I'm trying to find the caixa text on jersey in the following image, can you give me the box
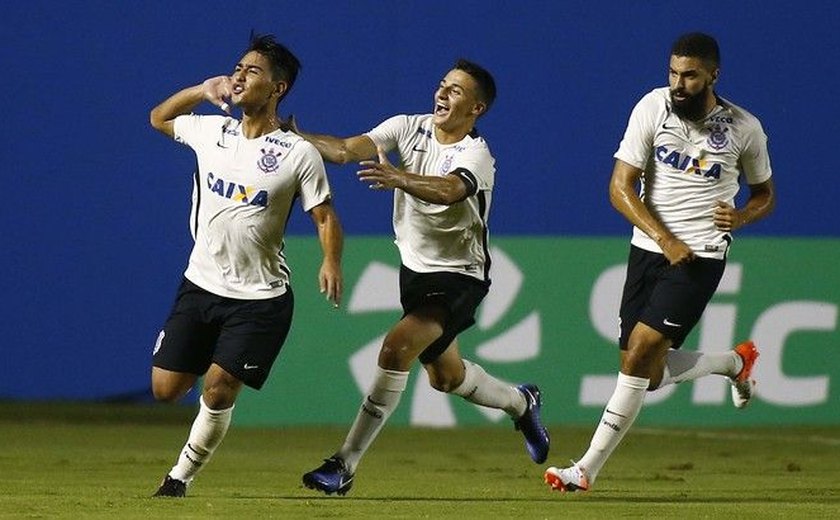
[207,172,269,207]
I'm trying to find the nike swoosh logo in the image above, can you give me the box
[663,318,682,327]
[244,364,260,370]
[412,145,427,153]
[662,123,679,130]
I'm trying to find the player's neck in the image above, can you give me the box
[434,123,471,145]
[240,109,281,139]
[699,92,718,120]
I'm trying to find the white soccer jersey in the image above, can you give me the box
[365,114,495,281]
[173,114,331,299]
[615,87,772,259]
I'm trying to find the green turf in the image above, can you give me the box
[0,402,838,519]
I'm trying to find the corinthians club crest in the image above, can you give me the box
[257,147,283,174]
[707,124,729,150]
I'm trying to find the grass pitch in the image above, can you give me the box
[0,402,838,519]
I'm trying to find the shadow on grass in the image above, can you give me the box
[227,493,840,504]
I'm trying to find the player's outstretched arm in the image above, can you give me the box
[310,201,344,308]
[150,76,233,138]
[284,115,377,165]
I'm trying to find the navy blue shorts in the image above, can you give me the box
[399,265,490,364]
[619,246,725,349]
[152,278,294,389]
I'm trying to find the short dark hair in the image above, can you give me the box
[247,32,301,97]
[454,59,497,112]
[671,32,720,68]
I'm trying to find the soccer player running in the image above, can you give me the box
[289,59,550,495]
[544,32,776,492]
[148,34,343,497]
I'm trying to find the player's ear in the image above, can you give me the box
[472,101,487,117]
[274,81,288,100]
[711,68,720,84]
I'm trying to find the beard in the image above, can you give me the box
[670,83,711,121]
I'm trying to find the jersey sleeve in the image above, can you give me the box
[173,114,202,147]
[293,140,332,211]
[364,114,411,153]
[614,91,660,169]
[738,118,773,184]
[173,114,229,150]
[449,143,495,196]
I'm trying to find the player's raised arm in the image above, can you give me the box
[150,76,233,138]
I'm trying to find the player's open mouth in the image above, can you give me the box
[434,103,450,116]
[233,84,245,95]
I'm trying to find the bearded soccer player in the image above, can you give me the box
[545,32,775,492]
[148,33,343,497]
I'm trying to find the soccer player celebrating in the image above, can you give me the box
[148,33,343,497]
[290,59,550,495]
[544,32,775,492]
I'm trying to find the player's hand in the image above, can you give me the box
[713,200,740,232]
[201,76,233,114]
[659,235,695,266]
[319,261,343,308]
[357,147,407,191]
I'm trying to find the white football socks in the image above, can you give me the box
[338,366,408,473]
[169,396,233,483]
[450,359,526,417]
[578,372,649,484]
[658,349,741,388]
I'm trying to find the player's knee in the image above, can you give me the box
[151,368,196,403]
[202,387,236,409]
[152,383,185,403]
[622,341,667,376]
[378,339,415,371]
[201,377,240,409]
[428,375,456,393]
[425,368,462,393]
[621,336,649,363]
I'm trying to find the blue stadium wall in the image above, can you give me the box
[1,1,838,425]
